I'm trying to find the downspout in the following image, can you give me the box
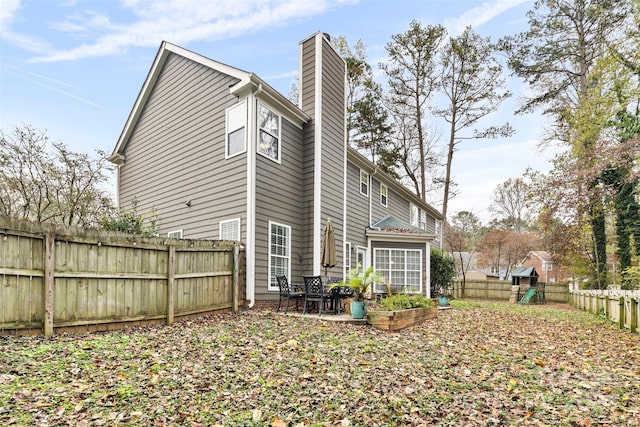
[247,84,261,308]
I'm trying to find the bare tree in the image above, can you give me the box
[489,177,533,232]
[0,125,114,227]
[444,210,483,292]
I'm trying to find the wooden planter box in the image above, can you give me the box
[366,306,437,331]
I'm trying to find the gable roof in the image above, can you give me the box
[108,41,309,164]
[529,251,553,261]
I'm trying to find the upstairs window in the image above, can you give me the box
[257,103,280,163]
[220,218,241,241]
[360,169,369,196]
[380,183,388,207]
[226,100,247,158]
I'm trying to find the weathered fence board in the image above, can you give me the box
[452,279,569,303]
[571,290,639,333]
[0,217,243,336]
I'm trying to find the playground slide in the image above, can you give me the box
[518,288,537,305]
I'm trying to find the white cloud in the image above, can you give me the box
[445,0,530,34]
[0,0,51,53]
[0,0,21,30]
[28,0,358,63]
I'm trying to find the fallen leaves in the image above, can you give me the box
[1,302,639,426]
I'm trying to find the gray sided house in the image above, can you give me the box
[109,32,443,307]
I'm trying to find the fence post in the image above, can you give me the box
[44,233,55,336]
[619,297,625,330]
[630,298,637,334]
[167,245,175,325]
[232,244,239,312]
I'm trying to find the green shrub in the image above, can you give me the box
[377,294,434,311]
[621,266,640,290]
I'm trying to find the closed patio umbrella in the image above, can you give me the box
[321,218,336,277]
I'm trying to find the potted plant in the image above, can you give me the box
[331,264,382,319]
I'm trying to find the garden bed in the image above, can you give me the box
[367,306,437,331]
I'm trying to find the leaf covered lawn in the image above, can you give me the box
[1,301,638,426]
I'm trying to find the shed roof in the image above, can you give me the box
[511,267,538,278]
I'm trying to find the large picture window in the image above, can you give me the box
[226,100,247,158]
[268,221,290,290]
[373,248,422,294]
[258,103,280,162]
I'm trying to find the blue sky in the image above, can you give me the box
[0,0,556,222]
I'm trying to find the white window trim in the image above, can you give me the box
[220,218,241,241]
[380,183,388,207]
[360,169,369,196]
[268,221,291,291]
[373,248,423,294]
[257,101,281,164]
[167,229,183,239]
[225,100,247,159]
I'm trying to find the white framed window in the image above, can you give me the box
[226,100,247,158]
[356,246,367,269]
[410,203,419,227]
[257,102,281,163]
[542,260,553,271]
[410,203,427,230]
[360,169,369,196]
[220,218,241,241]
[373,248,422,294]
[344,242,352,270]
[380,183,388,207]
[268,221,291,290]
[167,229,183,239]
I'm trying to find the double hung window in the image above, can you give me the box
[268,222,290,289]
[226,100,247,158]
[258,103,280,162]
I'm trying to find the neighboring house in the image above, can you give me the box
[520,251,570,283]
[108,33,443,307]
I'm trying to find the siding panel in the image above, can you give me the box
[118,52,248,240]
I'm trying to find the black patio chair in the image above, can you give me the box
[302,275,332,315]
[276,275,303,313]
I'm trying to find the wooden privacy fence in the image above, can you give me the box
[570,290,639,333]
[0,218,244,336]
[451,279,570,303]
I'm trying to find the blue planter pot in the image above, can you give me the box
[438,296,449,307]
[350,301,366,319]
